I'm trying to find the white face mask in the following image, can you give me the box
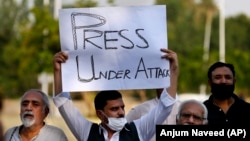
[106,117,127,131]
[102,112,127,131]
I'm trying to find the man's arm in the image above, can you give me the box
[52,52,92,141]
[134,49,179,140]
[160,48,179,99]
[53,52,68,95]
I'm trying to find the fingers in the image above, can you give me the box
[160,48,179,72]
[160,48,177,60]
[54,52,68,63]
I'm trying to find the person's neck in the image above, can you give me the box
[101,123,116,139]
[19,123,44,141]
[213,97,235,113]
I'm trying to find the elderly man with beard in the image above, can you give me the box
[203,62,250,126]
[4,89,68,141]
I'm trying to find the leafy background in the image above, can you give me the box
[0,0,249,99]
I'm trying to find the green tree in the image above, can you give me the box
[155,0,209,93]
[1,0,99,98]
[0,0,29,98]
[1,6,59,98]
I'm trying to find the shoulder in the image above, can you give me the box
[5,126,18,134]
[233,94,250,106]
[238,98,250,107]
[124,122,137,132]
[203,95,213,105]
[4,126,19,139]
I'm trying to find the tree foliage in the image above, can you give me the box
[0,0,97,98]
[0,0,249,98]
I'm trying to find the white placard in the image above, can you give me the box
[59,5,169,92]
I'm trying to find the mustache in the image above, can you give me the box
[22,111,34,118]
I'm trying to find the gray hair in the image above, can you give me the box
[176,99,208,124]
[21,89,50,113]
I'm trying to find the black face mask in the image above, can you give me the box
[211,83,234,100]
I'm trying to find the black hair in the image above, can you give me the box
[207,61,235,80]
[94,90,122,110]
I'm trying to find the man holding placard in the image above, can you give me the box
[52,48,178,141]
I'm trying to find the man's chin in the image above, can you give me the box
[22,118,35,127]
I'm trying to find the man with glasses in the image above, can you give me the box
[176,99,208,125]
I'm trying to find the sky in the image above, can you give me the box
[214,0,250,17]
[62,0,250,18]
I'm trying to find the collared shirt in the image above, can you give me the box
[4,124,68,141]
[204,94,250,126]
[53,89,177,141]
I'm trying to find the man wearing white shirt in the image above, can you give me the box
[53,48,179,141]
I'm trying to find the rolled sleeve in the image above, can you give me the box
[53,92,71,108]
[159,88,178,107]
[134,88,178,141]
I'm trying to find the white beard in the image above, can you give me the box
[21,111,35,127]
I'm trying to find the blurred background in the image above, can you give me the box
[0,0,249,140]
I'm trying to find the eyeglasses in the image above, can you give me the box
[179,113,206,122]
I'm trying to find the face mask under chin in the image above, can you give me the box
[101,111,127,131]
[211,83,235,100]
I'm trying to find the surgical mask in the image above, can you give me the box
[102,112,127,131]
[106,117,127,131]
[211,83,234,100]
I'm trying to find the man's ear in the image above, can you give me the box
[208,80,212,86]
[96,110,104,120]
[44,107,49,117]
[204,120,208,125]
[175,115,179,124]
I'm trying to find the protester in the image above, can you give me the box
[4,89,68,141]
[203,62,250,125]
[176,99,208,125]
[53,48,179,141]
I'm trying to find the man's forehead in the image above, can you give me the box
[181,103,203,113]
[106,98,124,106]
[22,92,43,102]
[212,67,233,75]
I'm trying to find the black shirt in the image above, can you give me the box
[204,94,250,126]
